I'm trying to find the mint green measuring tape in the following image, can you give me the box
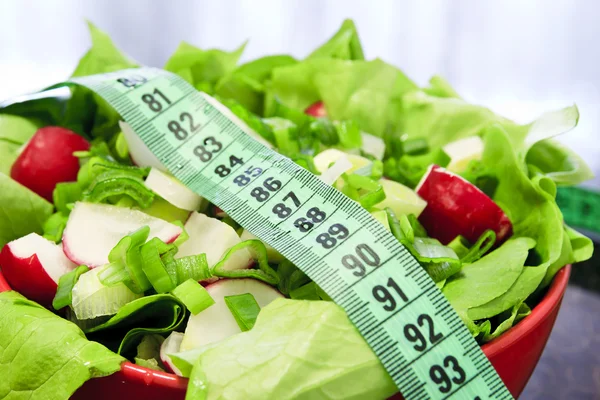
[64,68,512,400]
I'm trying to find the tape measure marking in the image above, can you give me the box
[66,68,513,400]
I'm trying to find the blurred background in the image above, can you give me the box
[1,1,599,398]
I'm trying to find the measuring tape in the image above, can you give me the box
[59,68,512,400]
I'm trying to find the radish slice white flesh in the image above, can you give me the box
[180,278,283,351]
[319,155,353,185]
[144,168,203,211]
[71,266,142,320]
[119,121,166,171]
[62,202,182,267]
[160,332,185,376]
[443,136,484,173]
[176,212,251,272]
[361,132,385,160]
[0,233,76,306]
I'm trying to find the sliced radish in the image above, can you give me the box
[319,155,353,185]
[176,212,251,274]
[0,233,76,306]
[443,136,484,173]
[180,278,283,351]
[62,202,182,267]
[10,126,90,201]
[305,101,327,117]
[416,165,513,245]
[360,132,385,160]
[119,121,166,171]
[144,168,203,211]
[376,179,427,217]
[160,332,185,376]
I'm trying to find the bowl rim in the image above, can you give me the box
[0,265,572,390]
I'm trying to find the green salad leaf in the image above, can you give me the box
[0,114,39,174]
[481,125,564,272]
[84,294,186,358]
[443,237,536,331]
[0,173,53,247]
[0,291,124,399]
[175,299,397,399]
[63,22,137,138]
[215,55,297,115]
[526,138,594,185]
[307,19,364,61]
[164,41,246,92]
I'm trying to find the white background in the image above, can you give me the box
[1,0,598,187]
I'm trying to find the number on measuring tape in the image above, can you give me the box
[66,67,514,400]
[142,88,171,112]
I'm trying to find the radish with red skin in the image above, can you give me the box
[305,101,327,117]
[416,165,513,245]
[160,332,184,376]
[10,126,90,201]
[0,233,76,306]
[62,202,182,267]
[180,278,283,351]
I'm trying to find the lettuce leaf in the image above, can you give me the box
[0,173,53,247]
[443,237,535,320]
[269,58,417,137]
[180,299,396,400]
[215,55,297,115]
[164,41,245,92]
[0,114,40,174]
[84,294,186,358]
[526,139,594,185]
[482,125,564,271]
[307,19,364,60]
[0,291,124,399]
[63,22,137,139]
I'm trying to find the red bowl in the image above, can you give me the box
[0,266,571,399]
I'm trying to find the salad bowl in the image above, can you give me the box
[0,266,572,399]
[0,19,593,400]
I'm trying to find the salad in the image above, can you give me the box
[0,20,594,400]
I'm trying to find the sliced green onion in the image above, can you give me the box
[263,117,299,156]
[97,261,131,287]
[224,293,261,332]
[141,238,178,293]
[135,334,165,371]
[71,266,143,320]
[342,174,386,209]
[114,131,129,160]
[82,170,155,208]
[384,148,451,188]
[407,214,428,238]
[142,196,191,223]
[212,240,279,285]
[447,235,471,259]
[461,230,496,263]
[172,279,215,315]
[173,254,212,283]
[103,226,151,293]
[53,182,82,214]
[172,220,189,247]
[385,208,414,244]
[402,137,429,155]
[334,120,362,149]
[42,212,68,243]
[411,237,462,282]
[52,265,90,310]
[310,118,338,146]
